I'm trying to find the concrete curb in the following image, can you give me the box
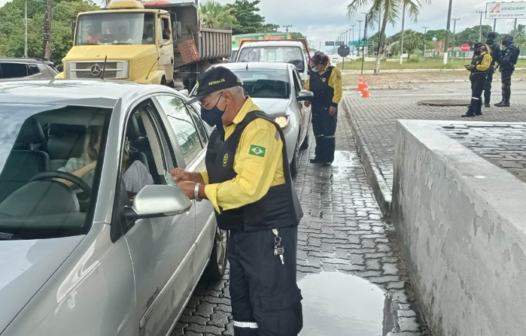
[342,99,393,218]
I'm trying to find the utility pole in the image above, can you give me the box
[361,13,370,75]
[43,0,52,61]
[423,26,429,58]
[400,2,406,65]
[357,20,363,57]
[444,0,453,65]
[351,25,356,55]
[514,18,518,36]
[282,25,292,33]
[451,18,460,58]
[476,11,485,42]
[24,0,28,58]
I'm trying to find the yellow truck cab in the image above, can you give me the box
[56,0,231,89]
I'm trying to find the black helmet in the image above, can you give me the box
[503,35,514,46]
[474,42,484,49]
[487,32,497,40]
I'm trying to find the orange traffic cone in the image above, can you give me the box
[362,80,370,98]
[357,76,365,92]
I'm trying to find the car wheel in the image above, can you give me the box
[290,150,298,177]
[205,226,229,281]
[300,132,309,150]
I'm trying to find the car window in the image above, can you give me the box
[238,46,305,71]
[231,68,290,99]
[0,104,111,239]
[28,64,40,75]
[185,103,208,145]
[292,69,302,95]
[0,63,29,79]
[156,95,203,165]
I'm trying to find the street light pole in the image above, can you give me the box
[351,25,356,55]
[24,0,28,58]
[476,11,485,42]
[423,26,429,58]
[444,0,453,65]
[358,19,363,56]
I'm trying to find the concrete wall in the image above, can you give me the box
[392,120,526,336]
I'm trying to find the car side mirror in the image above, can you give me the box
[297,90,314,101]
[125,185,192,219]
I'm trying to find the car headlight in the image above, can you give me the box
[274,116,290,129]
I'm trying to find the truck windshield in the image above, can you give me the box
[76,13,156,45]
[238,46,305,71]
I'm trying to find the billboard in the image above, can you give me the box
[486,2,526,19]
[325,41,335,46]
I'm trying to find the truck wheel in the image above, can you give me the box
[161,77,167,86]
[205,226,229,282]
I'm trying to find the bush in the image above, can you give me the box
[407,57,423,63]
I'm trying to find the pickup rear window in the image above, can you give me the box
[238,46,305,71]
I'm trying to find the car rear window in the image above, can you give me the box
[237,46,305,71]
[0,63,29,79]
[231,69,290,99]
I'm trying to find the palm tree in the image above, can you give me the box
[199,1,237,29]
[347,0,429,74]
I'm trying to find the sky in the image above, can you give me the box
[0,0,519,51]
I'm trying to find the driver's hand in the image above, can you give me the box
[170,168,191,183]
[88,161,97,170]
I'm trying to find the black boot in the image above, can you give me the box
[462,100,476,117]
[475,99,483,116]
[495,86,511,107]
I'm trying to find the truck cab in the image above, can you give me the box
[56,0,231,89]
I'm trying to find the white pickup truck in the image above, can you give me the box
[235,39,311,83]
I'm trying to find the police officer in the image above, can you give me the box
[495,35,519,107]
[171,67,303,336]
[483,32,501,107]
[304,54,343,166]
[462,43,492,117]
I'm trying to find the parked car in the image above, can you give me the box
[235,40,311,83]
[0,58,58,81]
[0,80,227,336]
[201,62,313,176]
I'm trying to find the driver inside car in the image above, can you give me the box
[56,126,153,199]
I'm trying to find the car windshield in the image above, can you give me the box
[231,69,290,99]
[0,104,111,240]
[75,13,156,45]
[238,46,305,71]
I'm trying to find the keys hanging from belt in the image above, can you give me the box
[272,229,285,265]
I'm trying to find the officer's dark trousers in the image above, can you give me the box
[467,74,485,116]
[484,66,494,104]
[229,226,303,336]
[312,105,337,163]
[500,68,514,104]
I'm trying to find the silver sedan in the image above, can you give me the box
[202,62,313,176]
[0,80,227,336]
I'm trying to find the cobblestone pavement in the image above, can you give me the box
[345,82,526,192]
[171,113,428,335]
[441,123,526,183]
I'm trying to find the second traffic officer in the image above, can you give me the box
[171,66,304,336]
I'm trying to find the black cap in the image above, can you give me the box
[487,32,497,39]
[188,66,242,104]
[474,42,484,49]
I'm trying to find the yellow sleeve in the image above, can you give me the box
[328,67,343,106]
[204,120,283,213]
[200,171,209,184]
[477,54,492,72]
[304,76,310,91]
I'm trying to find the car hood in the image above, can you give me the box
[0,236,84,334]
[251,98,291,117]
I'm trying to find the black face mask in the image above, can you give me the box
[201,94,225,128]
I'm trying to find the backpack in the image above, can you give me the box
[511,46,520,65]
[491,43,501,64]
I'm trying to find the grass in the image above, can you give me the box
[336,58,526,71]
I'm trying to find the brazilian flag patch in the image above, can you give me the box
[249,145,266,157]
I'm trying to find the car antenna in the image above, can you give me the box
[101,56,108,80]
[146,57,160,80]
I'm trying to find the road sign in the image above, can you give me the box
[486,2,526,19]
[338,45,350,57]
[461,43,470,52]
[352,41,368,46]
[335,41,344,46]
[325,41,335,46]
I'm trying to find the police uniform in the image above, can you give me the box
[304,64,343,165]
[189,67,304,336]
[495,35,519,107]
[462,44,492,117]
[484,32,501,107]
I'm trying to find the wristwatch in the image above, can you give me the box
[194,183,202,202]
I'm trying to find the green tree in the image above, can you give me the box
[402,29,423,58]
[226,0,278,34]
[348,0,430,74]
[454,25,493,47]
[199,1,237,29]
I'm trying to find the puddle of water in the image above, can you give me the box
[299,271,387,336]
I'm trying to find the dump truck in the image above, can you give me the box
[230,33,292,61]
[56,0,231,90]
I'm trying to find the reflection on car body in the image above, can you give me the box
[0,80,227,336]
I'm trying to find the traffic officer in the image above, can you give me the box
[171,67,303,336]
[462,43,492,117]
[495,35,519,107]
[483,32,501,107]
[304,54,343,166]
